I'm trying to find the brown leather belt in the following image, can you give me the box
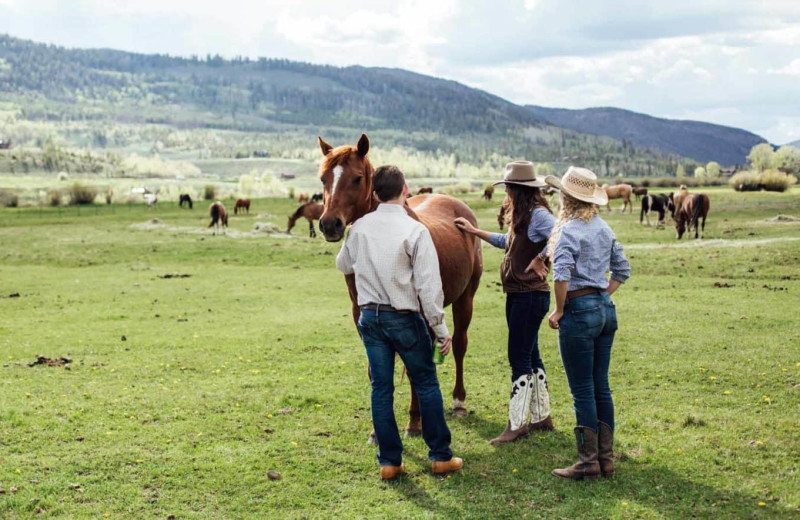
[359,303,412,314]
[566,287,604,301]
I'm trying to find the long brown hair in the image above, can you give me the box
[506,184,552,237]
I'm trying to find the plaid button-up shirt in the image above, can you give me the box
[336,203,449,339]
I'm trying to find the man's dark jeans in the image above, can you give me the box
[357,309,453,466]
[558,291,617,431]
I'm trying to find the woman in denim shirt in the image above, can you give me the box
[455,161,556,446]
[539,166,631,481]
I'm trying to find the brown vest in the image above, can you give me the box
[501,227,550,293]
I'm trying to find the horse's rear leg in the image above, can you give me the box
[405,383,422,437]
[450,278,479,417]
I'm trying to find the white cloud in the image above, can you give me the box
[768,58,800,76]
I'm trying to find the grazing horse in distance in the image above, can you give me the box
[179,194,193,209]
[601,184,633,213]
[417,186,433,195]
[297,193,310,203]
[287,202,324,238]
[208,201,228,235]
[317,134,483,441]
[667,186,690,219]
[311,193,323,203]
[633,187,648,200]
[144,193,158,209]
[675,193,710,239]
[234,198,250,215]
[483,186,494,201]
[640,193,669,227]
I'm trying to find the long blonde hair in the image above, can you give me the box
[547,193,598,258]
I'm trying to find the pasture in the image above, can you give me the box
[1,187,799,519]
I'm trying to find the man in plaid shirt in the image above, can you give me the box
[336,165,463,480]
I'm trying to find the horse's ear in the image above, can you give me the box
[318,136,333,156]
[356,134,369,157]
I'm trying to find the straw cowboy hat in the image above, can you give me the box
[492,161,546,188]
[545,166,608,205]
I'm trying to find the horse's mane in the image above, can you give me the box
[290,203,309,220]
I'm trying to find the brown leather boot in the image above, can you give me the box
[489,374,532,446]
[528,368,554,431]
[432,457,463,475]
[598,421,614,478]
[380,464,405,481]
[552,427,601,481]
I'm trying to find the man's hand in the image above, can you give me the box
[525,255,548,281]
[548,310,564,330]
[436,336,453,356]
[454,217,477,235]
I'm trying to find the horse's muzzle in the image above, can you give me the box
[319,216,345,242]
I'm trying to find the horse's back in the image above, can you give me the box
[408,194,482,305]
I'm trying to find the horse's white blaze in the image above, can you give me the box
[331,165,343,197]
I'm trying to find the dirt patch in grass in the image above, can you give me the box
[766,214,800,222]
[129,219,294,239]
[28,356,72,368]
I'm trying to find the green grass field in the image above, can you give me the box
[1,188,799,519]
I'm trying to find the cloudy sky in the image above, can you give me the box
[1,0,799,143]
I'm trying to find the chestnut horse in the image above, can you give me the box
[287,202,324,238]
[602,183,633,213]
[483,185,494,201]
[675,193,710,239]
[234,198,250,215]
[208,201,228,235]
[317,134,483,440]
[297,193,310,203]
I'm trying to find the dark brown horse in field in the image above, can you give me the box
[287,202,324,238]
[633,187,648,200]
[483,186,494,201]
[208,201,228,235]
[317,134,483,440]
[234,198,250,215]
[602,183,633,213]
[675,193,710,239]
[417,186,433,195]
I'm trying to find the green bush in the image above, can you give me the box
[760,170,793,192]
[203,185,216,201]
[68,183,98,205]
[47,189,62,206]
[729,172,761,191]
[288,186,295,199]
[0,190,19,207]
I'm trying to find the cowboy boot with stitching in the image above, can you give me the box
[489,374,532,446]
[598,421,614,478]
[552,427,601,481]
[432,457,464,475]
[528,367,554,431]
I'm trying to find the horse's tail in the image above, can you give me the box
[209,203,219,227]
[692,194,704,228]
[640,195,650,224]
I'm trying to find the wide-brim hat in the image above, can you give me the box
[545,166,608,205]
[492,161,546,188]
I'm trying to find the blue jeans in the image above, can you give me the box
[357,309,453,466]
[558,292,617,431]
[506,291,550,381]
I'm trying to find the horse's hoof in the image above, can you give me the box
[404,429,422,438]
[452,407,468,418]
[367,433,377,445]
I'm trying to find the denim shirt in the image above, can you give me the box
[488,207,555,249]
[552,215,631,291]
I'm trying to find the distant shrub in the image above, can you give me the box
[439,182,473,195]
[105,188,114,204]
[730,171,762,192]
[640,179,650,187]
[57,171,69,181]
[203,185,216,201]
[68,183,98,205]
[0,190,19,207]
[47,189,63,206]
[288,186,295,199]
[760,170,793,192]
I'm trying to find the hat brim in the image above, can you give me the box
[544,175,608,205]
[492,179,547,188]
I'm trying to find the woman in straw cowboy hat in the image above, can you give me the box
[454,161,557,446]
[533,166,631,480]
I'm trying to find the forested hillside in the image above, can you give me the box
[1,34,698,176]
[526,105,766,166]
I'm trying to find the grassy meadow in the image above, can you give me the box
[1,187,799,519]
